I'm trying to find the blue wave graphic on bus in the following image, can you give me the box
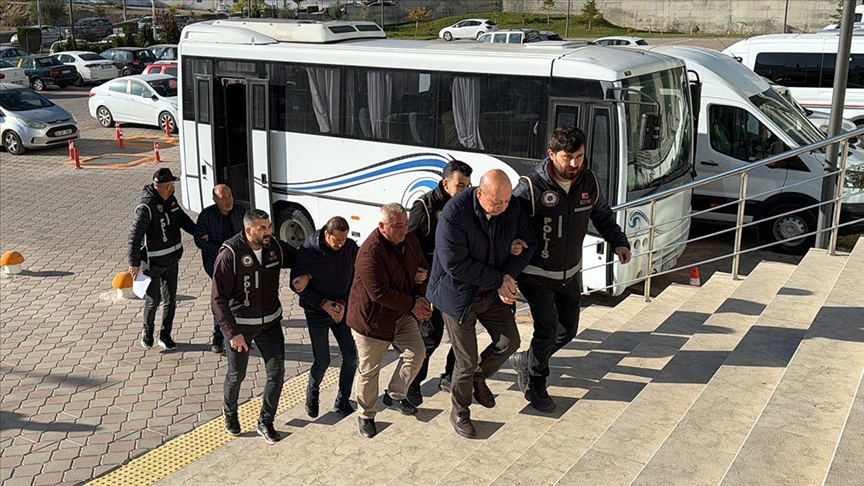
[628,210,650,230]
[280,154,448,194]
[409,180,439,192]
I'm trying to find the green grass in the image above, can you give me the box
[837,234,862,252]
[385,12,722,40]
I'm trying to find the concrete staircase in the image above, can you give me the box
[157,239,864,486]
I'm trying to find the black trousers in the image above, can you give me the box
[223,321,285,425]
[142,260,179,340]
[410,308,456,390]
[204,266,224,345]
[518,273,582,388]
[444,292,520,418]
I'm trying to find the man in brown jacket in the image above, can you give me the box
[347,203,432,439]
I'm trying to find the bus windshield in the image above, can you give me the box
[622,67,693,193]
[750,89,824,147]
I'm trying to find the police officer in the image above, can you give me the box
[211,209,296,444]
[406,159,472,403]
[510,126,632,413]
[128,168,196,351]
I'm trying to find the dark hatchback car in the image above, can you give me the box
[100,47,156,76]
[16,56,78,91]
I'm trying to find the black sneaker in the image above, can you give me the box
[305,391,319,418]
[223,411,241,436]
[334,400,355,417]
[257,422,282,444]
[509,351,529,394]
[157,336,177,350]
[211,341,224,354]
[140,331,154,350]
[438,373,452,393]
[526,386,556,413]
[358,417,377,438]
[382,390,418,415]
[406,385,423,407]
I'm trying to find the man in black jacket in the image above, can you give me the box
[510,126,632,413]
[127,168,196,351]
[194,184,245,354]
[211,209,295,444]
[290,216,359,419]
[406,159,472,403]
[426,169,537,438]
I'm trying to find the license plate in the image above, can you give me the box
[61,69,71,74]
[55,129,73,136]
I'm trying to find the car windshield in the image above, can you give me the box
[0,88,54,111]
[135,50,156,61]
[148,79,177,97]
[79,53,103,61]
[749,89,824,147]
[36,57,61,67]
[622,67,694,194]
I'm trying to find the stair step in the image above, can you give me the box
[560,261,794,485]
[823,373,864,486]
[633,249,847,486]
[721,249,863,485]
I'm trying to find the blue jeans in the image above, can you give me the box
[305,310,358,405]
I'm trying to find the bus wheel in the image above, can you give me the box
[276,208,314,249]
[761,203,815,255]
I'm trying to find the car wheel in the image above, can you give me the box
[74,73,84,87]
[276,208,314,249]
[3,131,26,155]
[121,68,132,76]
[476,31,484,39]
[158,112,177,134]
[760,203,816,255]
[31,78,45,91]
[96,106,114,128]
[443,31,453,41]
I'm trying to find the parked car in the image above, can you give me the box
[65,17,113,41]
[51,51,119,86]
[137,16,153,30]
[0,60,28,86]
[88,74,178,133]
[148,44,178,61]
[97,33,127,46]
[0,48,32,62]
[438,19,498,41]
[592,36,648,46]
[0,83,78,155]
[539,31,563,41]
[16,55,78,91]
[478,28,542,44]
[100,47,156,76]
[10,25,65,48]
[144,61,177,76]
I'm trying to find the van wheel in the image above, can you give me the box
[276,208,314,249]
[443,31,453,41]
[761,203,816,255]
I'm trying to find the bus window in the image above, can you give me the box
[590,107,612,195]
[554,104,580,128]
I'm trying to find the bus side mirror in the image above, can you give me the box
[639,113,660,151]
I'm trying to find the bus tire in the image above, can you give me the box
[760,203,816,255]
[275,208,314,249]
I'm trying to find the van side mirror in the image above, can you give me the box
[639,113,660,151]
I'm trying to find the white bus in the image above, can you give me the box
[177,19,696,295]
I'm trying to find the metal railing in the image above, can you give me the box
[580,128,864,302]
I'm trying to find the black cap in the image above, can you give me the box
[153,168,180,183]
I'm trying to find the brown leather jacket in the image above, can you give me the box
[347,228,428,341]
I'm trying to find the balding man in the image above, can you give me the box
[427,169,537,438]
[195,184,245,353]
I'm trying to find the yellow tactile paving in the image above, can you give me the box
[88,361,341,486]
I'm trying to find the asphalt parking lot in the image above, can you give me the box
[0,84,800,485]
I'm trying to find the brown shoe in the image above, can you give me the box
[450,410,476,438]
[473,379,496,408]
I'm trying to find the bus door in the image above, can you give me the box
[193,75,215,211]
[246,79,272,215]
[549,100,617,293]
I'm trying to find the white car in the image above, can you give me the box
[438,18,498,41]
[88,74,178,133]
[593,36,648,46]
[0,60,28,86]
[51,51,118,86]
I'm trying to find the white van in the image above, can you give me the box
[723,33,864,125]
[644,45,864,254]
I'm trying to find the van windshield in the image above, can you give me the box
[750,89,824,147]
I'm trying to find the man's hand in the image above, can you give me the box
[615,247,632,265]
[230,334,249,353]
[411,297,433,321]
[498,274,518,305]
[201,234,209,241]
[510,239,528,256]
[292,274,311,293]
[128,266,140,280]
[414,268,428,284]
[322,299,344,322]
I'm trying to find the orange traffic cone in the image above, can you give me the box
[689,267,701,287]
[73,148,81,170]
[165,118,172,137]
[118,129,125,149]
[154,142,161,163]
[68,139,75,160]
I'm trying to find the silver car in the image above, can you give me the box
[0,83,78,155]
